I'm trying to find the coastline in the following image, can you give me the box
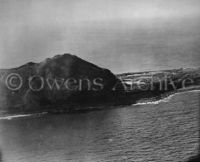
[0,55,200,115]
[1,87,199,120]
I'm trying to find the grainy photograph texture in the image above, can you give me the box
[0,0,200,162]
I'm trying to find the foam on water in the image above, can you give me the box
[0,89,199,120]
[134,89,200,106]
[0,112,48,120]
[134,95,175,106]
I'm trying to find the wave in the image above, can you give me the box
[134,89,200,106]
[0,112,48,120]
[134,95,175,106]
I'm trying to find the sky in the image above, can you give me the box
[0,0,200,73]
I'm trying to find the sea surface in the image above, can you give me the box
[0,91,199,162]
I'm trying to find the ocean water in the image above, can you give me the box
[0,91,199,162]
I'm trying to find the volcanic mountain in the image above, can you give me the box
[0,54,121,113]
[0,53,200,115]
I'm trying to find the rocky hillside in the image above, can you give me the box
[0,54,120,114]
[0,54,200,114]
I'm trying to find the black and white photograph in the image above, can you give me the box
[0,0,200,161]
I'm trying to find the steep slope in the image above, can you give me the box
[0,54,119,113]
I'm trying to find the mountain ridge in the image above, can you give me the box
[0,53,120,114]
[0,53,200,115]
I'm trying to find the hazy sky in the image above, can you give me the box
[0,0,200,73]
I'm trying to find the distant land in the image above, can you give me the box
[0,54,200,115]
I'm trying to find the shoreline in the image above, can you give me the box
[1,56,200,115]
[1,87,199,120]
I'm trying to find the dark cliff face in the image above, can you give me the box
[0,54,119,113]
